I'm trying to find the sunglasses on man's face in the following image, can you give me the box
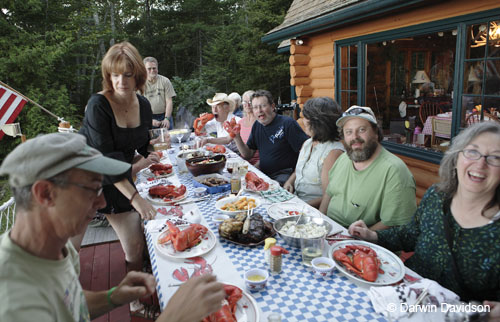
[342,108,370,117]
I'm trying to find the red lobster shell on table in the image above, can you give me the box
[333,245,384,282]
[148,184,186,201]
[148,163,173,176]
[158,221,208,252]
[193,113,215,136]
[223,117,241,138]
[206,145,226,154]
[245,171,269,191]
[202,284,243,322]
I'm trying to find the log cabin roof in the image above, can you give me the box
[268,0,361,35]
[263,0,434,44]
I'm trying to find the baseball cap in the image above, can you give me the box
[0,133,131,188]
[336,106,377,127]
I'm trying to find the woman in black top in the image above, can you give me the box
[80,42,161,271]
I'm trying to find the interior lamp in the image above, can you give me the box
[412,70,430,97]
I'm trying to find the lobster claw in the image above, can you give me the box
[223,117,241,138]
[172,267,189,282]
[194,113,215,136]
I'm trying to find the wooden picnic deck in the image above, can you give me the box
[79,241,156,322]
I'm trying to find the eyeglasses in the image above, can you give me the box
[242,101,251,105]
[252,104,269,110]
[461,149,500,167]
[49,180,104,197]
[342,108,370,117]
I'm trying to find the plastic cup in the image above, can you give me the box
[300,237,325,267]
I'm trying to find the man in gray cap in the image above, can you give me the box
[0,133,225,321]
[319,106,417,230]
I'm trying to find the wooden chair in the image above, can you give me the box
[466,110,481,125]
[466,110,500,125]
[419,101,443,126]
[431,117,452,151]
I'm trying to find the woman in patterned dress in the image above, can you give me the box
[349,122,500,302]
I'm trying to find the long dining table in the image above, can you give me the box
[137,142,420,322]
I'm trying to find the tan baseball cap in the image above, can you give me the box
[336,106,377,127]
[0,132,131,188]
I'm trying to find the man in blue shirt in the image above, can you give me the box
[233,90,308,185]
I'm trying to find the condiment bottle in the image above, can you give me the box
[269,246,289,274]
[230,165,241,194]
[413,126,422,145]
[263,237,277,264]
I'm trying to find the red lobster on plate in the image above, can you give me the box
[148,163,173,176]
[333,245,384,282]
[223,117,241,138]
[194,113,215,136]
[202,284,242,322]
[158,222,208,251]
[149,184,186,201]
[206,145,226,154]
[245,171,269,191]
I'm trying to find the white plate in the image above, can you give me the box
[243,178,279,193]
[215,196,262,216]
[141,166,174,179]
[215,283,260,322]
[267,202,321,221]
[155,224,216,259]
[328,240,405,286]
[147,186,188,205]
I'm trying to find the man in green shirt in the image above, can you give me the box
[319,106,416,230]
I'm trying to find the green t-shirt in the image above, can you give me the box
[0,232,90,322]
[326,147,417,228]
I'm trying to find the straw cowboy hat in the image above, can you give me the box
[206,93,236,112]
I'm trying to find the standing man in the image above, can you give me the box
[319,106,417,230]
[233,89,308,186]
[0,133,225,321]
[143,56,176,129]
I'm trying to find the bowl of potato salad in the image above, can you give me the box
[273,215,331,248]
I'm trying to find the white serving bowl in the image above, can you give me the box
[311,257,335,277]
[215,196,261,216]
[244,268,269,292]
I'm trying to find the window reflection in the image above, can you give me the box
[462,20,500,128]
[364,31,456,152]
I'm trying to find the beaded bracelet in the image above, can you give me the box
[107,286,118,307]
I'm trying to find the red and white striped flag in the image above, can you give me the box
[0,84,27,140]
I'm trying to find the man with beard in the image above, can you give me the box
[319,106,416,229]
[233,90,308,185]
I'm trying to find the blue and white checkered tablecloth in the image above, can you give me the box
[142,144,387,322]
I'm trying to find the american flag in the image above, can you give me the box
[0,84,27,140]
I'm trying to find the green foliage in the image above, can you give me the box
[170,76,216,117]
[0,0,295,203]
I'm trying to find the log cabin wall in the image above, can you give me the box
[286,0,498,196]
[395,154,440,204]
